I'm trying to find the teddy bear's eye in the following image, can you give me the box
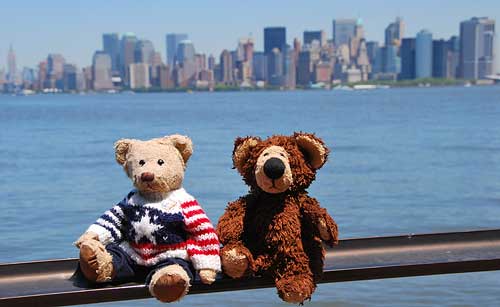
[139,160,146,166]
[263,153,269,157]
[157,159,164,166]
[280,153,286,158]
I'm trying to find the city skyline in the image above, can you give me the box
[1,0,499,71]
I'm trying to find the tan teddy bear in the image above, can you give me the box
[74,135,221,303]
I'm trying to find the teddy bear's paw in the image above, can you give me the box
[318,218,331,241]
[221,248,250,279]
[276,274,314,304]
[79,240,114,283]
[149,264,191,303]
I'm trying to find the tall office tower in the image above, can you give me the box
[332,19,357,46]
[350,22,365,59]
[7,45,16,83]
[158,64,173,89]
[37,61,47,90]
[385,17,405,47]
[366,41,380,67]
[303,30,326,47]
[134,40,155,65]
[293,38,301,63]
[297,51,312,85]
[252,51,267,81]
[432,39,450,78]
[47,54,66,89]
[151,52,163,84]
[384,45,401,74]
[120,33,138,84]
[400,38,416,80]
[63,64,77,91]
[102,33,120,74]
[416,29,433,78]
[92,51,113,90]
[219,49,234,84]
[268,48,284,86]
[447,36,460,78]
[284,49,296,89]
[176,40,195,64]
[195,53,206,72]
[264,27,287,54]
[165,33,188,66]
[207,54,215,70]
[238,37,254,80]
[356,39,371,80]
[459,17,495,79]
[129,63,151,89]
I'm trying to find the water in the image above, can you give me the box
[1,87,500,306]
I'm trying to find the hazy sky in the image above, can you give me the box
[1,0,499,70]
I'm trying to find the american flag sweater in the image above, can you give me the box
[86,188,221,272]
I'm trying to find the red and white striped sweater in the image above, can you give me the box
[87,188,221,272]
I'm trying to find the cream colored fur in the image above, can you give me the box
[80,240,114,282]
[255,146,293,194]
[295,135,327,169]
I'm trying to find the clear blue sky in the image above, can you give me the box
[1,0,499,70]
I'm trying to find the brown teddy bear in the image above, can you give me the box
[74,135,221,303]
[217,132,338,304]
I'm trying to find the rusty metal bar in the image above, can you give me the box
[1,229,500,307]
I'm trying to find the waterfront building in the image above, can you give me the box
[129,63,150,89]
[432,39,449,78]
[400,38,416,80]
[459,17,495,79]
[157,64,173,89]
[92,51,113,91]
[220,49,234,85]
[332,19,357,47]
[150,52,163,85]
[385,17,405,48]
[350,22,365,60]
[63,64,77,91]
[7,45,16,84]
[176,40,197,85]
[447,36,460,78]
[264,27,286,54]
[416,29,433,78]
[252,51,267,82]
[165,33,188,66]
[134,39,155,65]
[102,33,120,74]
[297,50,312,86]
[176,40,196,64]
[313,61,332,84]
[208,55,215,70]
[37,61,47,90]
[284,49,296,89]
[356,39,371,81]
[46,54,65,89]
[268,48,284,86]
[120,33,137,85]
[303,30,326,47]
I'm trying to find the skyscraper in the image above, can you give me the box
[400,38,416,80]
[92,51,113,91]
[166,33,188,66]
[459,17,496,79]
[297,51,312,85]
[385,17,405,47]
[120,33,138,85]
[176,40,196,64]
[264,27,287,54]
[303,30,326,47]
[63,64,78,91]
[416,30,433,78]
[219,49,234,84]
[134,40,155,65]
[7,45,16,84]
[129,63,151,89]
[252,52,267,82]
[432,39,450,78]
[332,19,357,46]
[102,33,120,74]
[47,54,66,89]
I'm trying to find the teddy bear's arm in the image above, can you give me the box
[81,200,128,246]
[301,196,339,247]
[216,197,247,245]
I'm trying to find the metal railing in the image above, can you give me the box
[1,229,500,307]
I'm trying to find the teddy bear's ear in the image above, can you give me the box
[114,139,135,166]
[164,134,193,164]
[233,136,260,175]
[294,132,329,170]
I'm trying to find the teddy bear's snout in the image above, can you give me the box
[264,158,286,179]
[141,172,155,182]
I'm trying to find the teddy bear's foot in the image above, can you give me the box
[79,240,114,283]
[276,273,315,304]
[221,244,254,279]
[149,264,191,303]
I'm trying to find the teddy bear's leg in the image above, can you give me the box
[79,240,114,283]
[220,242,255,279]
[149,264,191,303]
[274,251,316,304]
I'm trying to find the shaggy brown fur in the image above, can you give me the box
[217,133,338,304]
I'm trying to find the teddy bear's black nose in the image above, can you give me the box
[141,172,155,182]
[264,158,285,180]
